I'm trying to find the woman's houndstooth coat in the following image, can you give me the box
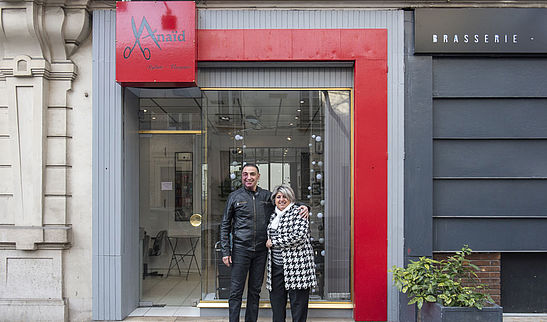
[266,204,317,291]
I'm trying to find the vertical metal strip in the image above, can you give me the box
[92,9,124,320]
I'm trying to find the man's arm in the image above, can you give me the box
[220,194,234,266]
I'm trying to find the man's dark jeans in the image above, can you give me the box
[229,247,268,322]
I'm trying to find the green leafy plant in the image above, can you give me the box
[390,246,494,310]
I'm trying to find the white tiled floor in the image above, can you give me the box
[141,272,201,306]
[130,271,202,317]
[128,306,200,318]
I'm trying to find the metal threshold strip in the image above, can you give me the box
[197,300,353,309]
[139,130,202,134]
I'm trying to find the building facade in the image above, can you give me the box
[0,1,545,321]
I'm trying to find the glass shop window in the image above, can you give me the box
[201,90,352,302]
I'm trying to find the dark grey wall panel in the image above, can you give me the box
[434,99,547,138]
[434,218,547,251]
[433,58,547,97]
[401,12,422,322]
[404,14,433,258]
[434,179,547,217]
[434,140,547,177]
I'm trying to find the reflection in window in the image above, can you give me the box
[139,97,201,131]
[202,90,351,301]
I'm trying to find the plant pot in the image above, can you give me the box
[419,302,503,322]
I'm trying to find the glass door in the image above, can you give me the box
[138,91,204,306]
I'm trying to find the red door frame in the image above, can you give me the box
[198,29,388,321]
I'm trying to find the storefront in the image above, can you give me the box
[3,1,547,321]
[92,2,404,321]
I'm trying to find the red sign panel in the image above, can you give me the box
[116,1,196,87]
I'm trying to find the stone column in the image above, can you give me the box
[0,0,90,320]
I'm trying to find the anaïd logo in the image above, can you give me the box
[123,16,161,60]
[123,15,187,61]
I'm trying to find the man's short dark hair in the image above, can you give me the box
[242,162,259,173]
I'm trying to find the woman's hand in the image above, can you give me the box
[266,239,273,248]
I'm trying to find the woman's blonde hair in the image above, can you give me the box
[271,184,296,203]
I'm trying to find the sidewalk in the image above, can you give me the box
[124,315,547,322]
[124,318,354,322]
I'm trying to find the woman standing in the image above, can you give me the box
[266,184,317,322]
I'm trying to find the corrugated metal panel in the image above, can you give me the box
[198,9,404,321]
[324,91,352,298]
[92,9,124,320]
[198,67,353,88]
[385,12,405,322]
[199,9,398,29]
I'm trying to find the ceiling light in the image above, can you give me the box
[143,109,148,113]
[151,116,156,120]
[287,137,292,141]
[295,116,299,120]
[289,123,294,126]
[300,100,305,104]
[297,109,301,112]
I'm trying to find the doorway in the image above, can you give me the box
[136,89,204,307]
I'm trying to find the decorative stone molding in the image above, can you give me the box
[0,226,72,250]
[0,0,90,250]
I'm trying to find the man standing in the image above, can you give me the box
[220,163,308,322]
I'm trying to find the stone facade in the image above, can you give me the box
[0,0,92,320]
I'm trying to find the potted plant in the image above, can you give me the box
[391,246,502,322]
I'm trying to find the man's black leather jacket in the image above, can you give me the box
[220,186,274,257]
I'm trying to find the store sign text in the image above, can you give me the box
[415,8,547,54]
[432,34,518,45]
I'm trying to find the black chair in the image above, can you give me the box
[143,230,167,279]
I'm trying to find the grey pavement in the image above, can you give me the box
[124,314,547,322]
[124,318,354,322]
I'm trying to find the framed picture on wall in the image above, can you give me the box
[175,152,193,221]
